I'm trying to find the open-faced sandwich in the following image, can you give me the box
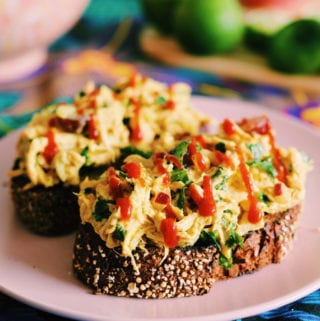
[8,74,209,235]
[73,115,312,298]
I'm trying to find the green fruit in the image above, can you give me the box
[268,19,320,74]
[140,0,182,34]
[173,0,244,55]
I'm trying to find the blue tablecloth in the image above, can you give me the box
[0,1,319,320]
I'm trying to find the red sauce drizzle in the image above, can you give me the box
[130,100,143,142]
[239,116,287,183]
[236,147,262,223]
[155,192,170,205]
[166,84,175,110]
[124,162,141,179]
[87,114,99,140]
[274,183,283,196]
[107,167,123,198]
[222,118,236,135]
[188,138,206,171]
[214,150,234,169]
[42,129,58,164]
[189,175,216,217]
[116,197,131,221]
[160,218,179,248]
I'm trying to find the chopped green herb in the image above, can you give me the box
[155,96,166,104]
[219,254,233,269]
[113,225,127,241]
[80,146,90,164]
[258,192,270,204]
[212,166,223,179]
[215,175,228,191]
[225,229,244,248]
[223,209,234,214]
[170,168,192,185]
[215,142,226,153]
[93,197,114,221]
[196,230,221,251]
[176,188,186,209]
[248,156,277,178]
[171,140,190,162]
[122,117,130,126]
[247,143,264,161]
[120,146,152,159]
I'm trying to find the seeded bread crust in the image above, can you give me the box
[72,204,301,298]
[10,175,80,236]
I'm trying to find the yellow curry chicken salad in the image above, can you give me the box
[78,115,312,269]
[9,74,209,188]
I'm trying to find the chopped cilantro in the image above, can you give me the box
[155,96,166,104]
[219,254,233,269]
[122,117,130,126]
[170,168,192,185]
[80,146,90,164]
[196,230,221,251]
[78,90,85,97]
[120,146,152,159]
[176,188,186,209]
[93,197,114,221]
[212,166,223,179]
[215,142,226,153]
[113,225,127,241]
[225,229,244,248]
[214,175,229,191]
[223,209,234,214]
[247,143,264,161]
[171,140,190,162]
[248,156,277,178]
[258,192,270,205]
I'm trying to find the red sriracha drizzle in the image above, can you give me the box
[87,114,99,140]
[155,192,177,219]
[124,162,141,179]
[188,138,206,171]
[238,116,287,183]
[160,217,179,248]
[222,118,236,135]
[236,146,262,224]
[42,129,58,164]
[116,197,131,221]
[189,175,216,217]
[166,84,176,110]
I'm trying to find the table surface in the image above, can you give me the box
[0,1,319,320]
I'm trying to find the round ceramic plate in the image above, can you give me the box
[0,96,319,321]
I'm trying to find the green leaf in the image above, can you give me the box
[171,140,190,161]
[212,166,223,179]
[155,96,166,104]
[120,146,152,159]
[219,254,233,269]
[170,168,192,185]
[248,156,277,178]
[196,230,221,251]
[113,225,127,241]
[225,229,244,248]
[247,142,265,161]
[93,197,114,221]
[215,142,226,153]
[80,146,90,164]
[176,188,186,209]
[215,175,229,191]
[258,192,270,204]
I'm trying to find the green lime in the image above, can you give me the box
[268,19,320,74]
[140,0,182,34]
[173,0,244,55]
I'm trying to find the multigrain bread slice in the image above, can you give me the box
[8,74,209,236]
[73,115,311,298]
[73,204,301,298]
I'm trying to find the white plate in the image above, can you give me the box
[0,96,319,321]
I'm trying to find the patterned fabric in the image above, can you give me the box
[0,0,319,320]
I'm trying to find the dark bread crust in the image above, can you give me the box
[72,204,301,298]
[10,175,80,236]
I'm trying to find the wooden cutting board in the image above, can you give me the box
[139,28,320,96]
